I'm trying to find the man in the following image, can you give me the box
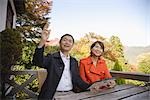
[32,23,90,100]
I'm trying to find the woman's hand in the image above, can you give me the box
[89,81,108,93]
[89,79,116,93]
[38,22,50,47]
[106,80,116,88]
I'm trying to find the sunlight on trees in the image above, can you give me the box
[137,52,150,74]
[16,0,52,43]
[71,32,126,72]
[11,0,53,98]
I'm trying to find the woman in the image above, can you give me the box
[79,41,116,91]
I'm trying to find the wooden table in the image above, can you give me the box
[55,84,150,100]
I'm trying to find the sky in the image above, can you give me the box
[49,0,150,47]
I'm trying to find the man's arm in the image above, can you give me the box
[32,22,51,68]
[79,61,89,84]
[73,59,91,92]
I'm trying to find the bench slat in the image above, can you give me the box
[121,91,150,100]
[83,86,149,100]
[55,84,135,100]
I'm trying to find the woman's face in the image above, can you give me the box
[91,43,103,57]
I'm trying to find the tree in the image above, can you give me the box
[10,0,53,98]
[15,0,53,69]
[112,60,126,84]
[71,33,127,71]
[71,32,106,60]
[109,36,127,71]
[17,41,36,69]
[0,28,23,70]
[16,0,52,43]
[0,28,23,98]
[137,52,150,74]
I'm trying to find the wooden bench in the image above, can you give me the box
[54,71,150,100]
[3,70,150,99]
[54,84,149,100]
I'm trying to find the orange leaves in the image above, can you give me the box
[26,0,52,19]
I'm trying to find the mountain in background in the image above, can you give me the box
[124,46,150,64]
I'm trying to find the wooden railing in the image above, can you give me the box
[3,70,38,98]
[110,71,150,82]
[3,70,150,98]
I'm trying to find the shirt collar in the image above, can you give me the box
[87,56,104,64]
[60,51,70,59]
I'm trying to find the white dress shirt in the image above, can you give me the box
[56,51,73,91]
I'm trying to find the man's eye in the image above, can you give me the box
[63,39,66,41]
[95,46,99,48]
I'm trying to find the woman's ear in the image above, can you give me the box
[90,51,92,56]
[101,52,105,56]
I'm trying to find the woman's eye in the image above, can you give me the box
[94,46,100,49]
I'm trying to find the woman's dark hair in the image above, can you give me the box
[90,41,104,52]
[59,34,74,43]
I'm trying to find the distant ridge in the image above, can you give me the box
[124,46,150,64]
[45,38,59,46]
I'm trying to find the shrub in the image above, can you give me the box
[112,60,126,85]
[0,28,23,69]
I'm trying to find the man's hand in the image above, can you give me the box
[38,22,51,48]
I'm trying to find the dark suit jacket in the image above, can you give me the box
[32,47,90,100]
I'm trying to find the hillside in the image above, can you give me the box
[124,46,150,64]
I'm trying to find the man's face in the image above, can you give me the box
[59,35,74,52]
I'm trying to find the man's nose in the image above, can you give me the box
[65,41,71,44]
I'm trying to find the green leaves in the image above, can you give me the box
[112,61,126,85]
[137,53,150,74]
[16,0,52,43]
[0,28,23,68]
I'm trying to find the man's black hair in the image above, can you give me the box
[59,34,75,43]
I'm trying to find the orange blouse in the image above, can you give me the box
[79,56,112,84]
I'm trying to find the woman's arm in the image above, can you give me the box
[103,61,116,88]
[103,61,112,78]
